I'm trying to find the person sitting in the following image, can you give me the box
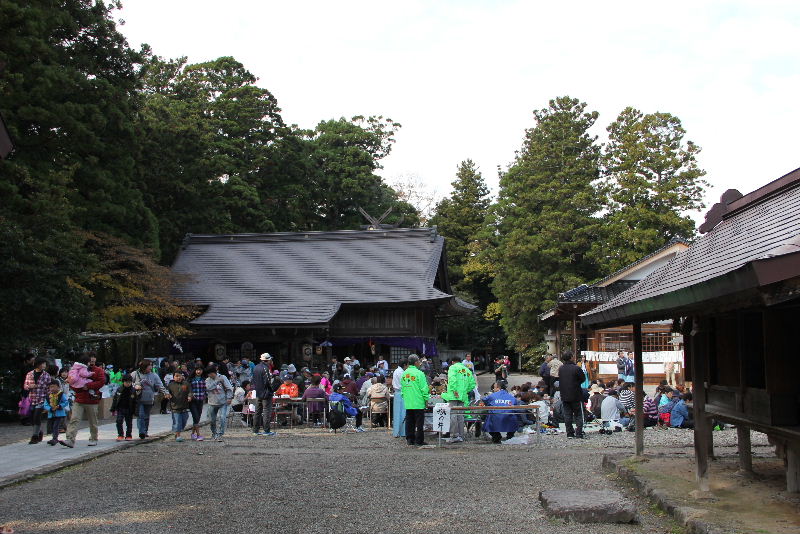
[301,375,328,425]
[618,383,635,412]
[366,375,390,427]
[339,374,359,397]
[530,393,549,425]
[670,392,694,429]
[232,380,250,413]
[588,383,605,419]
[658,388,679,427]
[276,376,299,398]
[481,381,519,443]
[600,389,629,431]
[329,383,364,432]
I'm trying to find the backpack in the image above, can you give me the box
[327,402,347,430]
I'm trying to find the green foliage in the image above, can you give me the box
[136,55,284,262]
[490,96,602,349]
[308,116,416,229]
[430,160,506,353]
[589,107,707,271]
[521,341,549,373]
[0,0,158,252]
[430,160,491,289]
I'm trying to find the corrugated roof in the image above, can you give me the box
[582,168,800,327]
[172,228,473,326]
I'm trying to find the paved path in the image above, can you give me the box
[0,410,210,485]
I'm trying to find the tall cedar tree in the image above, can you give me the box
[308,116,418,230]
[491,96,602,349]
[590,107,707,271]
[136,56,284,263]
[430,160,508,354]
[0,0,156,354]
[430,160,490,289]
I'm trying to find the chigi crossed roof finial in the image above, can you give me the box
[358,206,403,230]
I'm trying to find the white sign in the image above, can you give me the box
[583,350,684,364]
[432,403,450,433]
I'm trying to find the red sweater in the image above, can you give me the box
[73,365,106,405]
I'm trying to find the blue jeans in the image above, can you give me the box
[208,403,229,436]
[137,403,153,436]
[172,410,190,433]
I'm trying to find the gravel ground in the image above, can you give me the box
[0,424,719,534]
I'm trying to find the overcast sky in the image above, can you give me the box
[117,1,800,220]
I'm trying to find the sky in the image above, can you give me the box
[116,1,800,221]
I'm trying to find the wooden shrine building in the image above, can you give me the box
[171,227,474,367]
[582,167,800,493]
[539,239,689,384]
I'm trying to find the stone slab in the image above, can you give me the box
[539,489,638,523]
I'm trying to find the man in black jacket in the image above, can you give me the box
[558,351,587,439]
[252,353,276,436]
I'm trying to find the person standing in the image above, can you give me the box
[616,351,626,381]
[251,353,276,436]
[401,355,429,446]
[188,366,207,441]
[23,357,52,444]
[442,356,476,444]
[558,351,587,439]
[62,355,105,447]
[538,355,552,396]
[205,365,234,441]
[167,370,191,442]
[547,354,563,396]
[482,382,519,443]
[42,381,69,446]
[391,359,408,438]
[463,353,475,373]
[131,359,168,440]
[664,360,677,387]
[624,351,636,383]
[111,375,137,441]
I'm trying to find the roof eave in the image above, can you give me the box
[581,252,800,328]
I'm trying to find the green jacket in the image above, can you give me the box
[442,362,476,403]
[400,364,429,409]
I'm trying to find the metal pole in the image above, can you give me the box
[633,322,644,456]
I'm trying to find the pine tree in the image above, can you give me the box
[491,96,602,349]
[590,107,708,272]
[430,160,491,289]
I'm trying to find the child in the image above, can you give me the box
[43,382,70,446]
[111,375,137,441]
[67,360,97,399]
[166,371,191,442]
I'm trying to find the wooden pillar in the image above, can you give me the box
[572,309,578,358]
[633,322,644,456]
[788,441,800,493]
[737,426,753,474]
[691,316,710,492]
[555,318,561,356]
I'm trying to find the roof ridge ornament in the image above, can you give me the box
[358,206,403,230]
[698,189,743,234]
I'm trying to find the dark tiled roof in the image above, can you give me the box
[582,167,800,327]
[558,280,639,304]
[172,228,473,326]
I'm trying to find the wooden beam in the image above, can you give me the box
[788,441,800,493]
[633,322,644,456]
[572,309,578,358]
[691,316,711,492]
[737,426,753,474]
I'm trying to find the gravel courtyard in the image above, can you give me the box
[0,423,768,534]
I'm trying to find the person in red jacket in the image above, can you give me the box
[61,355,106,448]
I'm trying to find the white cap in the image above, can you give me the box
[260,353,272,361]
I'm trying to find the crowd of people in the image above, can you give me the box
[18,348,695,449]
